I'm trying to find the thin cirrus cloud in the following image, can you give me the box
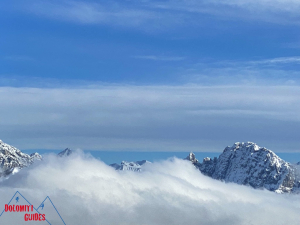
[182,56,300,86]
[27,1,167,28]
[0,85,300,152]
[150,0,300,23]
[252,56,300,65]
[195,56,300,67]
[24,0,300,28]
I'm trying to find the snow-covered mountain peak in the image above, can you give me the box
[203,157,212,162]
[110,160,150,172]
[0,140,42,177]
[30,152,43,160]
[185,152,198,164]
[187,142,300,193]
[226,142,261,152]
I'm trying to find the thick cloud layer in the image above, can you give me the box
[0,86,300,152]
[0,153,299,225]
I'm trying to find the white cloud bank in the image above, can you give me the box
[0,85,300,152]
[0,154,299,225]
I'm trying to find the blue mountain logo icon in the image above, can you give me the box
[0,191,66,225]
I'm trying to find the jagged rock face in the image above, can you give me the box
[0,140,42,177]
[198,157,218,177]
[294,164,300,193]
[212,142,294,193]
[187,142,300,193]
[58,148,72,157]
[185,152,198,164]
[110,160,150,172]
[30,152,43,160]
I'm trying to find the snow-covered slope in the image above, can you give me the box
[187,142,300,193]
[110,160,150,172]
[58,148,72,157]
[0,140,42,177]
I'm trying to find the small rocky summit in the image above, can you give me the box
[58,148,73,157]
[185,152,199,164]
[186,142,300,193]
[0,140,42,177]
[110,160,150,172]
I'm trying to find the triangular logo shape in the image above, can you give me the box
[37,196,66,225]
[0,191,66,225]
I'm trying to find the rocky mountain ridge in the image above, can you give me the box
[58,148,73,157]
[110,160,150,172]
[186,142,300,193]
[0,140,73,178]
[108,142,300,193]
[1,139,299,194]
[0,140,42,177]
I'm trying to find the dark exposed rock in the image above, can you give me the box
[58,148,73,157]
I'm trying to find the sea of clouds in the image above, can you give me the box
[0,152,299,225]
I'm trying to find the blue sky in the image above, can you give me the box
[2,0,300,86]
[1,0,300,153]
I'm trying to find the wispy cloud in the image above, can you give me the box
[150,0,300,24]
[134,55,185,61]
[249,56,300,65]
[182,56,300,86]
[25,0,300,29]
[200,56,300,68]
[27,1,171,30]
